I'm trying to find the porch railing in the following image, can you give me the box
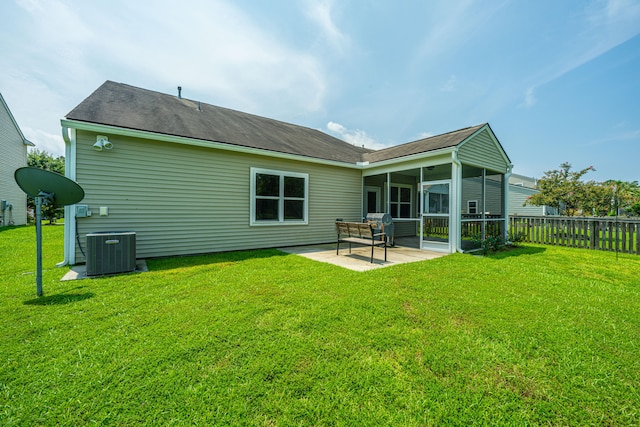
[509,215,640,255]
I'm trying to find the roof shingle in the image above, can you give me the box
[66,81,372,163]
[66,81,487,165]
[362,124,485,163]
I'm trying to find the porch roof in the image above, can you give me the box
[362,124,485,163]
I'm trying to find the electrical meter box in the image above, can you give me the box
[76,205,89,217]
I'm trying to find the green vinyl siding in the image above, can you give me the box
[73,131,361,262]
[457,128,509,174]
[0,100,28,226]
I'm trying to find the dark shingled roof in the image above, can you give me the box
[66,81,372,163]
[66,81,488,165]
[362,124,485,163]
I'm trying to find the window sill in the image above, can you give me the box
[250,220,308,227]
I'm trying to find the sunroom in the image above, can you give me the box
[361,124,512,253]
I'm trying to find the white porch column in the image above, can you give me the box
[504,163,513,241]
[451,151,462,252]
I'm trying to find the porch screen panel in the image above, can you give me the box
[460,165,506,249]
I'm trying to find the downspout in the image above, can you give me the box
[452,150,463,252]
[504,163,514,242]
[56,125,75,267]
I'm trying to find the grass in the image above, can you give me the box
[1,225,640,425]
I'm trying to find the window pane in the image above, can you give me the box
[284,176,304,198]
[256,198,278,220]
[390,187,398,202]
[284,200,304,220]
[390,202,398,217]
[256,174,279,197]
[400,204,411,218]
[400,187,411,202]
[367,191,378,213]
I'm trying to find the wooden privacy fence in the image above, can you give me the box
[509,215,640,255]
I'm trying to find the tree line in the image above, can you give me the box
[26,149,65,223]
[525,162,640,217]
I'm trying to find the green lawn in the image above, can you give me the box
[2,225,639,425]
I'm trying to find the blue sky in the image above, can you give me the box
[1,0,639,182]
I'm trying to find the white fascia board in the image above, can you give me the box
[61,119,363,170]
[458,158,509,174]
[361,147,455,175]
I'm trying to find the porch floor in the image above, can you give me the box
[279,237,447,272]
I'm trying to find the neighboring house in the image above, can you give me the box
[0,92,34,226]
[60,81,512,264]
[508,173,557,216]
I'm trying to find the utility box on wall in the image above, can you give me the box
[86,231,136,276]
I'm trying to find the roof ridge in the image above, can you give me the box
[96,81,371,152]
[397,123,486,148]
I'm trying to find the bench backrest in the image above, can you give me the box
[336,221,375,239]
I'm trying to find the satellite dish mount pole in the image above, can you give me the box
[35,191,53,297]
[14,167,85,297]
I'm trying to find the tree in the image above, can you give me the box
[27,149,65,224]
[526,162,640,217]
[606,180,640,217]
[526,162,594,216]
[581,181,614,217]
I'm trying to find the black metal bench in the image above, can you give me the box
[335,221,387,263]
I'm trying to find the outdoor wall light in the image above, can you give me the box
[93,135,113,151]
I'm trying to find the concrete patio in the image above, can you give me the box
[279,238,447,271]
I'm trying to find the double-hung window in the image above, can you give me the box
[250,168,308,225]
[390,184,412,218]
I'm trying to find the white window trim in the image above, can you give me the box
[250,167,309,226]
[390,183,413,219]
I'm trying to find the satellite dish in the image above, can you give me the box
[15,167,84,206]
[14,167,85,297]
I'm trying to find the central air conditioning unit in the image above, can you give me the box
[86,231,136,276]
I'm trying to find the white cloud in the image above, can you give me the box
[521,87,536,108]
[530,0,640,91]
[23,127,65,157]
[0,0,335,161]
[440,75,457,92]
[414,131,434,140]
[326,121,389,150]
[590,128,640,145]
[305,0,349,53]
[82,0,328,114]
[4,0,329,130]
[413,1,506,64]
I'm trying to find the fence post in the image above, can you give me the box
[589,221,597,249]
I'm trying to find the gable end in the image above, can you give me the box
[457,126,510,173]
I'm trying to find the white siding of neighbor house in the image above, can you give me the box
[0,98,28,226]
[458,128,509,174]
[508,185,546,216]
[73,130,362,262]
[461,177,503,215]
